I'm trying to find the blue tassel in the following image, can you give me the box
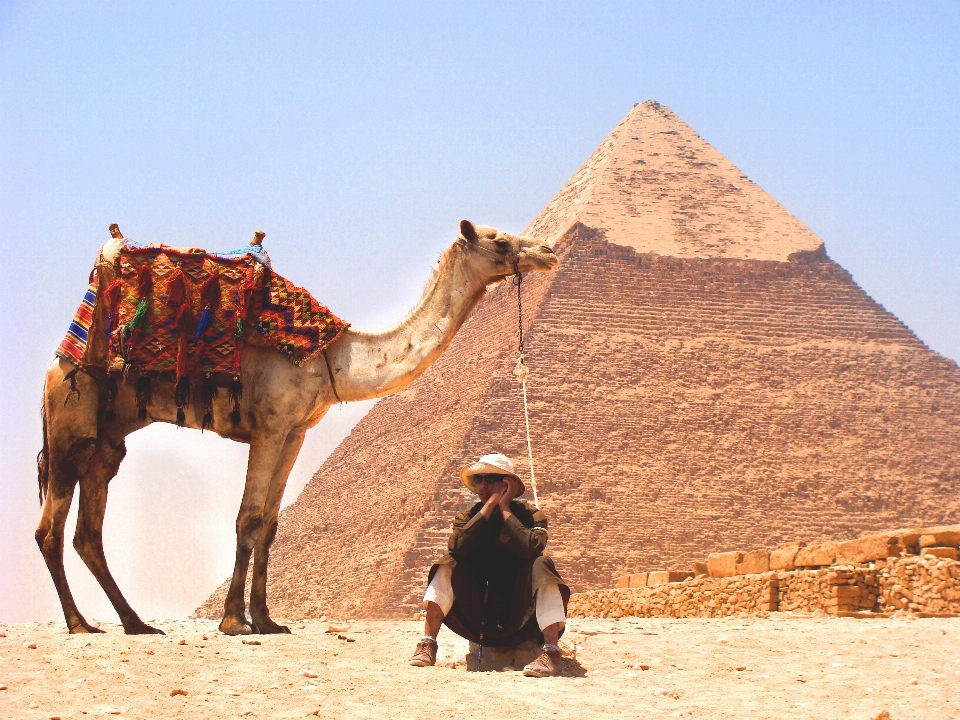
[194,306,213,343]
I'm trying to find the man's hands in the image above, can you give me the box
[498,476,523,522]
[478,476,523,520]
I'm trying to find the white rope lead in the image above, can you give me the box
[514,354,539,509]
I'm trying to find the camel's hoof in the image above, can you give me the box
[124,622,165,635]
[253,621,291,635]
[69,622,105,634]
[219,617,255,636]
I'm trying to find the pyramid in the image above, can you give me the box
[197,101,960,620]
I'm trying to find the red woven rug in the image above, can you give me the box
[57,243,348,423]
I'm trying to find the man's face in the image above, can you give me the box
[473,474,506,502]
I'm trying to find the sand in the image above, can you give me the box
[1,614,957,719]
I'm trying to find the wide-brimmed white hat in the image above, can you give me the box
[460,453,526,495]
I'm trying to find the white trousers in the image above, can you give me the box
[423,564,566,630]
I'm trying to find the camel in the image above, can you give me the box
[35,220,557,636]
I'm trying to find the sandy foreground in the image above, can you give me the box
[0,614,957,720]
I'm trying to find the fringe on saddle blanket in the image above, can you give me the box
[56,241,348,427]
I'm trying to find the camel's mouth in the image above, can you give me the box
[518,243,558,273]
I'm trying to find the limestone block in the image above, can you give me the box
[795,542,837,568]
[629,573,648,588]
[648,571,694,585]
[921,525,960,547]
[736,550,770,575]
[884,528,925,553]
[921,547,958,560]
[918,535,937,549]
[836,535,902,564]
[692,562,708,577]
[615,575,631,589]
[467,639,541,671]
[770,542,805,571]
[708,552,742,578]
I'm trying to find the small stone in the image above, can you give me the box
[202,635,209,640]
[736,666,746,671]
[241,639,261,645]
[304,684,317,691]
[639,665,650,671]
[300,669,318,678]
[0,631,6,637]
[50,716,62,720]
[909,677,918,685]
[103,708,120,715]
[170,688,188,696]
[178,639,186,645]
[0,684,7,690]
[223,690,240,696]
[25,641,37,649]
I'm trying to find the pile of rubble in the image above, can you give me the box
[568,525,960,618]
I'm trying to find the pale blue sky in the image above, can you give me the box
[1,2,957,622]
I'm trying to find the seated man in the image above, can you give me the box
[409,453,570,677]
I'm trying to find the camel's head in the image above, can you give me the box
[457,220,558,282]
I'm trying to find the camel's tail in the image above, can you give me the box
[37,393,49,506]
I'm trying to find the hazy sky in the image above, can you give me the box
[1,2,957,624]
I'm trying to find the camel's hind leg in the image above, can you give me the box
[35,359,102,633]
[72,437,164,635]
[249,429,306,634]
[35,455,103,633]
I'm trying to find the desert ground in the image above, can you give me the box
[0,614,956,720]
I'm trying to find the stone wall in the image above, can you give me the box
[571,557,959,619]
[572,526,960,619]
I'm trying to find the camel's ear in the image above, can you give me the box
[460,220,478,244]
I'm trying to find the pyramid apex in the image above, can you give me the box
[524,103,823,261]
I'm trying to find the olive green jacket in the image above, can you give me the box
[429,500,569,646]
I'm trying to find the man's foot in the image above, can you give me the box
[522,646,562,677]
[409,638,438,667]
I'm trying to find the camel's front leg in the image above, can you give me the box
[220,430,290,635]
[248,428,306,634]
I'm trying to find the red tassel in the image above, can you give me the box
[198,267,220,310]
[136,263,153,299]
[175,302,194,381]
[166,267,188,307]
[103,278,122,336]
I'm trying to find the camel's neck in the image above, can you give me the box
[326,243,489,401]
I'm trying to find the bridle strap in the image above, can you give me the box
[455,236,521,268]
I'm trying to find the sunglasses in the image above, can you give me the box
[472,474,507,485]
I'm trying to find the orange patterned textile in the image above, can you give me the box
[57,242,348,424]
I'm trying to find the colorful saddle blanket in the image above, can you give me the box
[57,241,347,397]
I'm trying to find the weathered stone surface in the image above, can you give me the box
[836,535,902,564]
[466,639,541,672]
[615,575,631,588]
[921,547,958,560]
[648,571,694,586]
[918,534,937,549]
[692,562,708,577]
[923,525,960,547]
[795,543,837,568]
[568,556,960,619]
[628,573,648,588]
[708,552,743,578]
[737,550,770,575]
[770,542,805,571]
